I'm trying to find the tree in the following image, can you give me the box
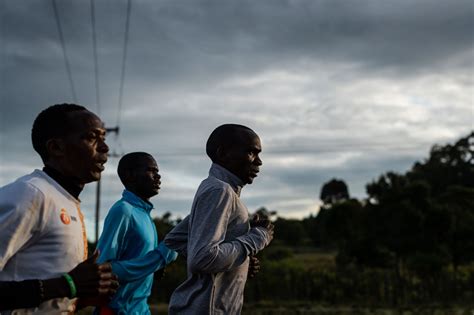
[273,217,308,246]
[331,132,473,276]
[408,131,474,194]
[302,214,319,246]
[320,178,350,206]
[153,211,175,240]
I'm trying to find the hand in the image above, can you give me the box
[250,214,274,239]
[248,256,260,279]
[250,214,272,228]
[68,251,119,298]
[158,241,178,263]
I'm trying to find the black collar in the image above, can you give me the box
[42,166,83,199]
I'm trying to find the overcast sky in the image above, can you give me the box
[0,0,472,240]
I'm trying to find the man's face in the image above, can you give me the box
[132,156,161,200]
[58,110,109,184]
[222,130,262,185]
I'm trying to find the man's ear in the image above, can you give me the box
[45,138,65,159]
[123,169,137,184]
[216,146,228,163]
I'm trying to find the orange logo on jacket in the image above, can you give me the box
[60,208,71,225]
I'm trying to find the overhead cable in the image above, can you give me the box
[90,0,101,114]
[117,0,132,127]
[51,0,77,102]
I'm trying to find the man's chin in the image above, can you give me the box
[84,172,102,183]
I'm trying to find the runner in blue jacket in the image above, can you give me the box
[95,152,177,315]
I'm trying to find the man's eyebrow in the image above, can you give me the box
[92,128,107,135]
[82,129,105,136]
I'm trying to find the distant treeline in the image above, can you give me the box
[91,131,474,306]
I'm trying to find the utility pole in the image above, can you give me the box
[95,126,120,244]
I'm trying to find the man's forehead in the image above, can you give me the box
[136,155,158,167]
[239,130,261,145]
[68,110,105,131]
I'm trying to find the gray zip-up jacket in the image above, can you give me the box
[164,163,273,314]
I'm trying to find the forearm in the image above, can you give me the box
[111,248,175,283]
[0,277,70,311]
[164,216,189,257]
[189,227,271,274]
[236,227,272,256]
[189,240,248,274]
[164,240,187,257]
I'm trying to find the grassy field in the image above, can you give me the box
[78,304,474,315]
[76,246,474,314]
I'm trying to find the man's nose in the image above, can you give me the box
[255,155,262,166]
[99,139,109,153]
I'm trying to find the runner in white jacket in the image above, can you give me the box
[0,104,118,314]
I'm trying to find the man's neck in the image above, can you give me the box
[126,187,150,203]
[210,163,244,196]
[43,166,83,199]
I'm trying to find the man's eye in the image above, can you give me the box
[86,133,105,142]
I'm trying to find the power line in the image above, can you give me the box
[90,0,101,115]
[116,0,132,127]
[51,0,77,102]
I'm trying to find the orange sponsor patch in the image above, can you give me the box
[77,206,88,259]
[60,208,71,225]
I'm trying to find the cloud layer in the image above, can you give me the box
[1,0,472,238]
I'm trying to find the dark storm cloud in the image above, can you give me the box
[5,0,472,88]
[2,0,472,119]
[125,0,473,79]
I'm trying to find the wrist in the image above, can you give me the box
[251,226,267,234]
[62,273,77,298]
[42,277,71,300]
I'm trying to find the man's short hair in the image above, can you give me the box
[206,124,254,162]
[117,152,153,186]
[31,103,88,162]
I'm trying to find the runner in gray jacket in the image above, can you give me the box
[164,124,274,315]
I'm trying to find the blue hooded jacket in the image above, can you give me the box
[96,190,177,314]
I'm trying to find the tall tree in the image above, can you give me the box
[408,131,474,194]
[320,178,350,206]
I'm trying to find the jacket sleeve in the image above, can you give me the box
[0,182,46,271]
[110,242,177,283]
[164,215,190,257]
[97,205,177,283]
[187,187,272,274]
[0,280,43,310]
[0,182,49,310]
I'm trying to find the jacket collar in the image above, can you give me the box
[122,189,154,213]
[42,166,83,200]
[209,163,244,196]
